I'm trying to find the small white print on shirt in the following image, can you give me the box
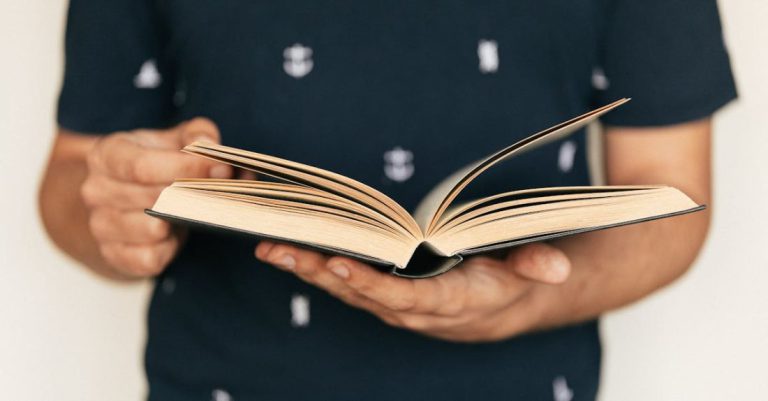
[383,147,415,182]
[134,59,162,89]
[291,293,310,327]
[283,43,314,78]
[478,39,499,73]
[552,376,574,401]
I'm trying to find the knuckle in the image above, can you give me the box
[80,179,99,207]
[142,187,163,205]
[439,279,468,316]
[352,279,376,294]
[98,243,121,267]
[398,315,428,331]
[337,289,361,305]
[439,298,464,317]
[380,314,403,328]
[136,248,165,275]
[87,135,117,171]
[88,210,109,239]
[85,149,100,170]
[294,260,317,277]
[129,186,160,209]
[390,293,416,312]
[131,156,154,183]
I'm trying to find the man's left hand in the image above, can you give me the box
[255,241,570,342]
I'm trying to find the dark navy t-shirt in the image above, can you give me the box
[58,1,736,400]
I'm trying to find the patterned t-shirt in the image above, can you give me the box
[58,1,736,400]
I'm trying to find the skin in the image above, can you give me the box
[39,118,233,280]
[40,117,712,342]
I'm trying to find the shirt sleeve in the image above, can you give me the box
[57,0,177,134]
[593,0,737,126]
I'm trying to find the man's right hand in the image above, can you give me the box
[79,118,232,278]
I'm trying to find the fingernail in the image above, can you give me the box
[278,255,296,271]
[209,165,230,179]
[329,263,349,279]
[255,242,275,260]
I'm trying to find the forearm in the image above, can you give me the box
[524,209,709,331]
[40,121,226,280]
[520,119,713,332]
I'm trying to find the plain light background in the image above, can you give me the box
[1,1,765,400]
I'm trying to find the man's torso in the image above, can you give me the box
[147,1,606,400]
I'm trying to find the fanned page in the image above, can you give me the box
[419,98,631,234]
[149,180,420,267]
[423,186,702,257]
[182,142,422,239]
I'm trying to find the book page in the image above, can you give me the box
[420,98,630,235]
[182,142,423,238]
[151,186,420,267]
[432,186,659,235]
[427,186,700,256]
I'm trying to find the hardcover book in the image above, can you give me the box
[147,99,703,278]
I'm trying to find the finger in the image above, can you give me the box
[89,208,171,244]
[81,173,165,209]
[257,245,483,333]
[261,244,347,291]
[393,315,510,342]
[173,118,231,178]
[379,310,479,334]
[506,243,571,284]
[326,257,449,314]
[177,117,221,146]
[257,244,390,313]
[254,241,277,260]
[88,134,231,184]
[132,117,221,150]
[99,237,179,277]
[261,243,328,274]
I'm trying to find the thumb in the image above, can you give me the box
[177,117,232,179]
[506,243,571,284]
[177,117,221,146]
[132,117,232,179]
[132,117,221,150]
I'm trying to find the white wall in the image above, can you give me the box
[600,2,768,399]
[0,2,150,400]
[0,1,764,400]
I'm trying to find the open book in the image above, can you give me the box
[147,99,703,278]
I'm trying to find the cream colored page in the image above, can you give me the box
[184,142,421,237]
[412,163,475,229]
[418,98,630,235]
[429,187,698,255]
[152,188,418,267]
[183,144,422,237]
